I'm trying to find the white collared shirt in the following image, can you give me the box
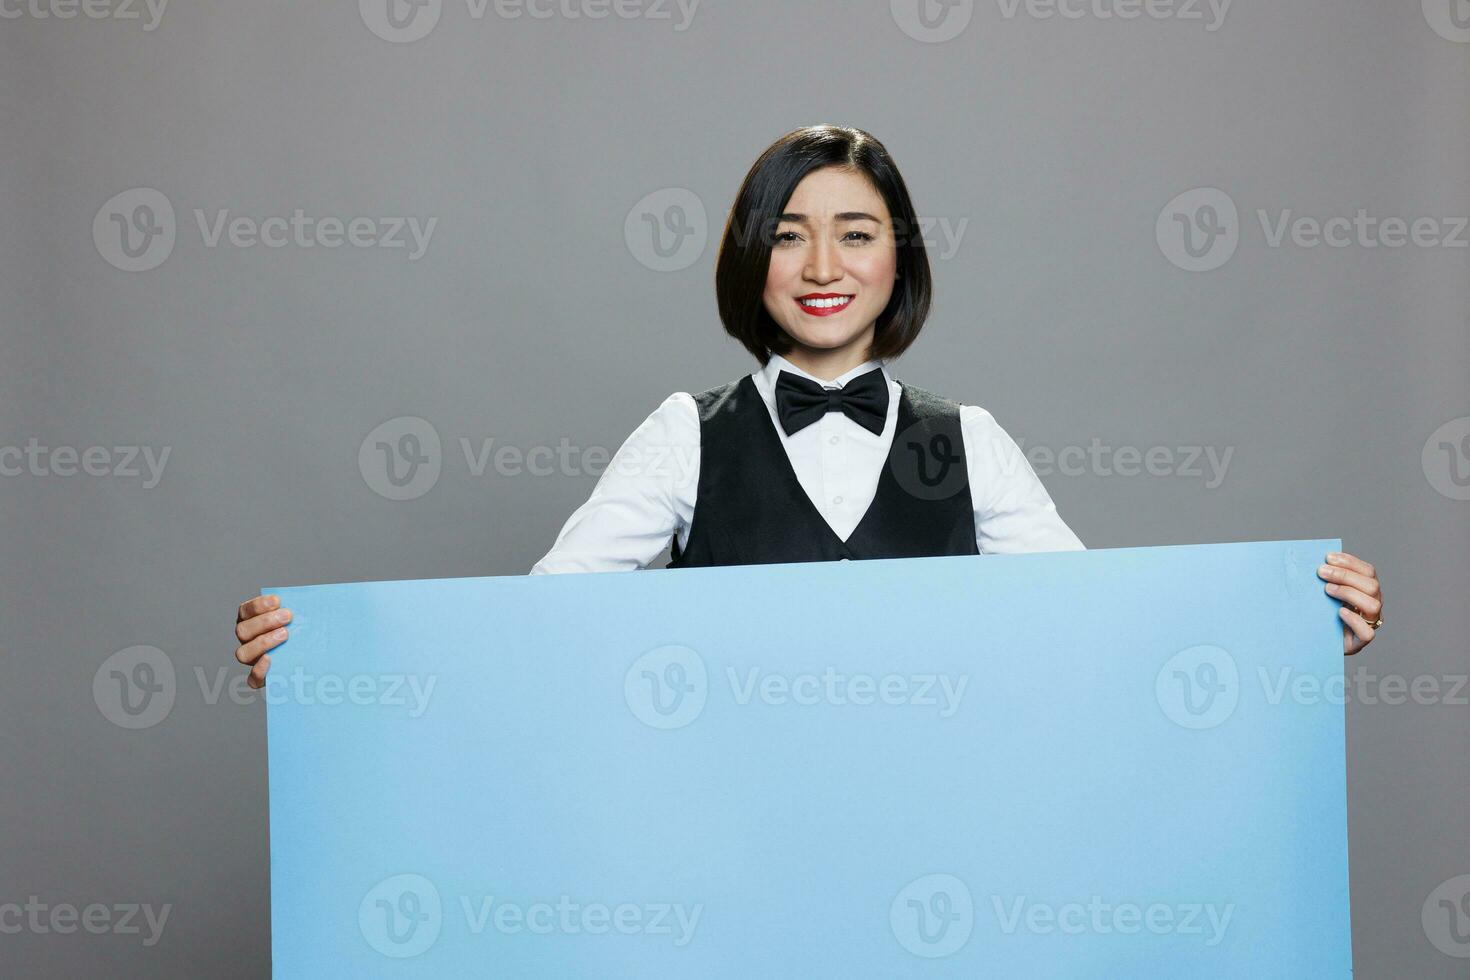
[530,353,1084,574]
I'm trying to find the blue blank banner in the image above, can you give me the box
[265,539,1351,978]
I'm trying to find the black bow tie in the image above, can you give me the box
[774,367,890,437]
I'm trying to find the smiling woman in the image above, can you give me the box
[231,124,1383,686]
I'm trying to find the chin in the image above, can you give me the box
[785,330,857,352]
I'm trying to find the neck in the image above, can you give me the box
[777,329,877,382]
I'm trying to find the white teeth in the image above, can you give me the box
[799,296,852,309]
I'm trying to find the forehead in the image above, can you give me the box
[782,167,889,219]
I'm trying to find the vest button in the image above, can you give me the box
[833,495,843,504]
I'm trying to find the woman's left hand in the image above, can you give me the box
[1317,551,1383,655]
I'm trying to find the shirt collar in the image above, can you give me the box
[759,351,891,390]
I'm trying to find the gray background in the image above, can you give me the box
[2,0,1467,976]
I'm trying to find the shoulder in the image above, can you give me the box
[955,403,1030,469]
[680,377,752,421]
[893,382,1028,471]
[629,390,700,441]
[894,381,999,437]
[655,373,765,424]
[894,379,962,418]
[605,392,701,492]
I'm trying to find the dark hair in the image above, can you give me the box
[714,125,933,366]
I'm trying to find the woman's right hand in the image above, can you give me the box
[235,594,291,688]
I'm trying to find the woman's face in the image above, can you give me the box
[762,166,898,360]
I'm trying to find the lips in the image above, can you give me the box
[796,293,854,317]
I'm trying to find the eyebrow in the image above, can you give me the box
[778,211,882,224]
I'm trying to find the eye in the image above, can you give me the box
[773,230,801,245]
[843,231,875,243]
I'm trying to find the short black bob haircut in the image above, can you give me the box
[714,125,933,366]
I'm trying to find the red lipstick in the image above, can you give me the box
[795,292,854,317]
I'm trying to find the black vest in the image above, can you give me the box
[667,374,979,568]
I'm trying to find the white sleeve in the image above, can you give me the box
[960,404,1085,555]
[528,392,700,574]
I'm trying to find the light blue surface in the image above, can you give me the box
[265,539,1351,978]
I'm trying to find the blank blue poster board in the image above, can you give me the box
[265,539,1352,978]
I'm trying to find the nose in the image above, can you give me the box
[804,235,842,285]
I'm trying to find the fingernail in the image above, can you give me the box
[267,595,279,608]
[1327,553,1345,564]
[1318,564,1332,576]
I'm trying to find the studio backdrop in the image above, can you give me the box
[1,1,1467,977]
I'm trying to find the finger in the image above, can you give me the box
[1317,563,1381,598]
[1325,551,1376,580]
[235,607,292,644]
[247,653,272,690]
[1323,583,1382,620]
[237,594,280,623]
[1339,606,1375,654]
[236,626,288,666]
